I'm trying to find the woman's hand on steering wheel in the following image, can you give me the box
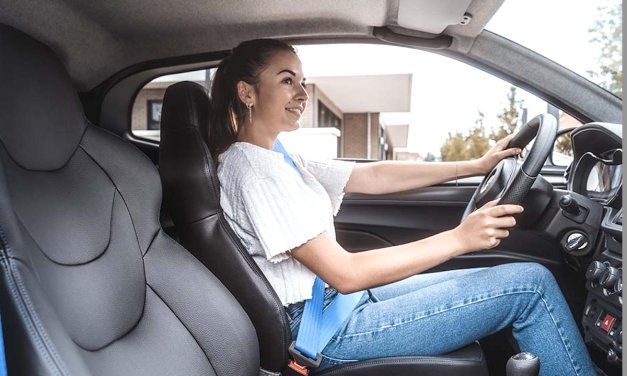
[475,134,522,175]
[451,200,524,253]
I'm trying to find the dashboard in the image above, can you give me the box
[566,123,622,366]
[570,124,622,206]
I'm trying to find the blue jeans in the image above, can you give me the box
[285,262,597,375]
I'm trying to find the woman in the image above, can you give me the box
[211,39,597,375]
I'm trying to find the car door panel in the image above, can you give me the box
[336,168,568,271]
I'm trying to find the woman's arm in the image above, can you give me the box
[345,159,481,194]
[291,200,522,294]
[345,134,521,195]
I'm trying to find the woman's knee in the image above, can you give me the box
[520,262,552,276]
[498,262,557,290]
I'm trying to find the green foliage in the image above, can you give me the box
[555,133,573,157]
[588,1,622,98]
[424,152,436,162]
[440,88,523,161]
[440,131,469,161]
[490,86,524,141]
[467,111,490,159]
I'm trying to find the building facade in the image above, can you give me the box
[131,72,414,160]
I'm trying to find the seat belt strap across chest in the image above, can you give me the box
[273,139,365,375]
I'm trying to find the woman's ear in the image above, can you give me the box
[237,81,254,105]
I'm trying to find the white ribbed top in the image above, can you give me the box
[217,142,355,306]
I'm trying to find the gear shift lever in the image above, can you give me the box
[506,352,540,376]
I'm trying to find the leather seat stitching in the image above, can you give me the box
[141,229,162,258]
[0,121,88,173]
[181,211,218,228]
[78,142,144,255]
[11,189,116,267]
[145,283,219,375]
[0,257,61,375]
[0,225,69,375]
[11,199,149,353]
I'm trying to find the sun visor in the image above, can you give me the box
[397,0,473,34]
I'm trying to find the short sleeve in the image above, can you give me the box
[292,154,355,216]
[239,175,328,264]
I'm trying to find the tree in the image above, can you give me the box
[439,88,524,161]
[467,111,491,159]
[491,86,524,141]
[440,131,468,162]
[440,111,491,161]
[588,1,622,98]
[424,152,436,162]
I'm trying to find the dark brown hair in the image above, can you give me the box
[209,39,296,157]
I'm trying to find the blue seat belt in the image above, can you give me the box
[273,139,364,374]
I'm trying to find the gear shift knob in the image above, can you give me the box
[506,352,540,376]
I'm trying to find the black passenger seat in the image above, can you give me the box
[0,24,259,376]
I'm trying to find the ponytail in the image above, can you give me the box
[209,56,239,158]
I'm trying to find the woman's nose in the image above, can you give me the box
[296,84,309,102]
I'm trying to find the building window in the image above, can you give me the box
[318,101,341,129]
[147,100,163,130]
[318,100,342,156]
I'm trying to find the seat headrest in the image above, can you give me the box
[161,81,211,145]
[160,81,219,224]
[0,24,86,171]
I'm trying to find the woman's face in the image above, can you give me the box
[251,51,309,134]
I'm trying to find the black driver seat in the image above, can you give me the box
[159,80,490,376]
[0,24,259,376]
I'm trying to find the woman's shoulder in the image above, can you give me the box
[217,142,281,186]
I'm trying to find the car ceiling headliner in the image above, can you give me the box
[0,0,503,91]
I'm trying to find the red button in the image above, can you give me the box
[601,314,616,333]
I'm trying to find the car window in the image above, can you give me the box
[131,44,583,161]
[131,69,216,141]
[488,0,622,99]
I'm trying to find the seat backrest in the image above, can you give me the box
[0,24,259,376]
[160,81,291,373]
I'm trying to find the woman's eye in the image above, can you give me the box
[282,77,293,84]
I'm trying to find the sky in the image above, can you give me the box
[153,0,618,158]
[293,0,616,157]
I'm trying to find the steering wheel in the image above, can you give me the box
[461,114,558,222]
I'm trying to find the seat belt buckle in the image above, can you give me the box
[288,341,322,375]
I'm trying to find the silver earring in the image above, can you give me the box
[246,103,253,124]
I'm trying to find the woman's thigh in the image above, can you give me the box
[369,267,487,302]
[321,263,559,365]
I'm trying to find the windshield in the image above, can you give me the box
[487,0,622,98]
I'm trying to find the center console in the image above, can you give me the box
[581,208,622,365]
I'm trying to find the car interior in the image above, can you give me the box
[0,0,622,375]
